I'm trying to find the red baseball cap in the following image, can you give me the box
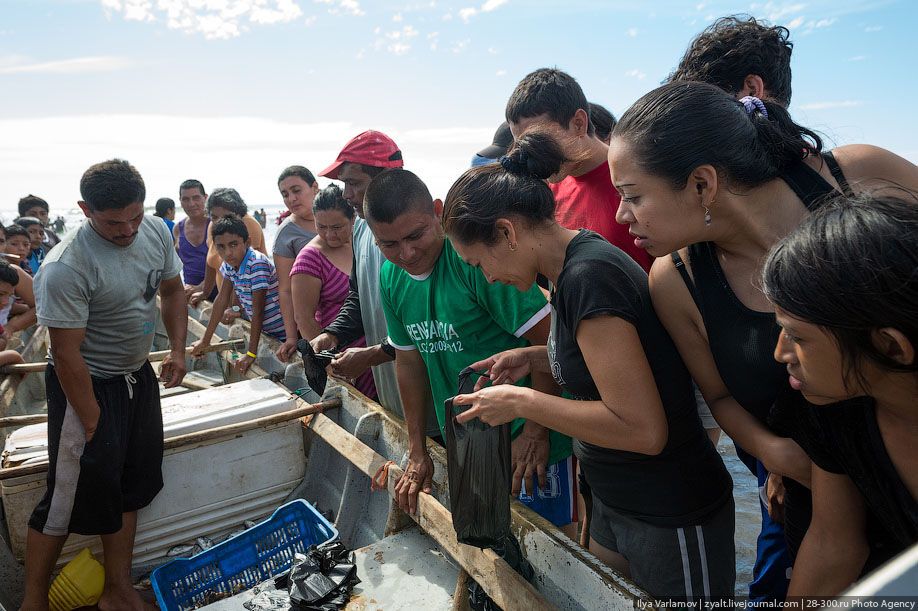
[320,130,404,179]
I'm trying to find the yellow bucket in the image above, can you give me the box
[48,548,105,611]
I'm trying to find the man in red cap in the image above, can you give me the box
[310,131,411,422]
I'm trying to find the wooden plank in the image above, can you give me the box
[0,326,48,417]
[0,398,341,481]
[306,410,552,611]
[0,339,243,375]
[0,414,47,428]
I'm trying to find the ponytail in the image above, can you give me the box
[614,81,823,190]
[444,132,563,245]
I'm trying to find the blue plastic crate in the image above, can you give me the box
[151,500,338,610]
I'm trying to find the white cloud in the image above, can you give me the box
[625,27,638,37]
[864,25,882,32]
[314,0,364,17]
[487,46,499,54]
[389,42,410,55]
[101,0,305,39]
[624,68,646,80]
[496,69,506,77]
[481,0,508,11]
[798,100,864,110]
[428,31,439,50]
[0,56,132,75]
[459,7,477,22]
[304,15,317,26]
[451,38,471,53]
[750,2,806,21]
[695,2,706,10]
[787,16,804,28]
[848,55,866,61]
[392,12,403,22]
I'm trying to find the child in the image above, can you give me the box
[0,258,32,365]
[5,224,32,274]
[18,194,60,249]
[191,216,286,373]
[15,217,46,275]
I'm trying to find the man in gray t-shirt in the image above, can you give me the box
[22,160,188,611]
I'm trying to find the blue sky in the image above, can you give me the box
[1,0,915,219]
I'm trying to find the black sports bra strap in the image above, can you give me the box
[822,151,854,197]
[671,252,703,313]
[780,160,837,211]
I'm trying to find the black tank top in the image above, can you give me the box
[672,151,851,426]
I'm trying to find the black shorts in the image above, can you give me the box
[29,361,164,536]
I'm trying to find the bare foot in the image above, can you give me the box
[98,584,155,611]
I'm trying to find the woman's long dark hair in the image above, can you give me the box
[613,81,822,190]
[443,131,566,245]
[762,192,918,389]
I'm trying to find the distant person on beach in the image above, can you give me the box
[154,197,176,235]
[588,102,616,144]
[471,121,513,167]
[18,195,60,250]
[310,131,409,421]
[22,158,187,611]
[0,255,36,341]
[15,217,48,275]
[191,216,285,373]
[189,187,266,310]
[5,224,33,275]
[273,166,318,361]
[505,68,652,272]
[174,179,211,299]
[259,208,267,228]
[51,216,66,235]
[762,193,918,597]
[289,184,375,398]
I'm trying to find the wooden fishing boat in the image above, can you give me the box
[0,308,651,610]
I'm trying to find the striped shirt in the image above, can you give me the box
[220,248,286,341]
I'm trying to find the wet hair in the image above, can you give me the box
[207,188,248,217]
[667,15,794,107]
[506,68,595,136]
[312,184,355,219]
[763,193,918,389]
[444,132,565,246]
[18,195,49,216]
[613,81,822,191]
[211,216,249,242]
[4,224,29,241]
[589,102,616,143]
[14,217,42,229]
[0,259,19,287]
[364,169,434,225]
[154,197,175,218]
[80,159,146,212]
[278,165,317,186]
[179,179,206,197]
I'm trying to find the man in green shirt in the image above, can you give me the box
[366,169,575,528]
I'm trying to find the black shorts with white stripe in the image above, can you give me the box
[28,361,164,537]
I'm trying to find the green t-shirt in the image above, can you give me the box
[381,239,572,465]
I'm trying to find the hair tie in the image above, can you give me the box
[739,95,768,119]
[499,155,516,174]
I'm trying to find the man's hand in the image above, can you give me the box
[184,284,200,303]
[467,348,533,391]
[189,339,208,358]
[80,403,101,443]
[511,423,550,496]
[275,339,297,362]
[765,473,786,524]
[235,354,255,374]
[329,346,383,381]
[395,451,434,515]
[188,291,205,308]
[221,308,241,325]
[159,349,187,388]
[311,332,338,353]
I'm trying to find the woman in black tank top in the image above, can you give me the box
[607,82,918,575]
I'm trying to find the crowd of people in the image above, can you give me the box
[9,13,918,609]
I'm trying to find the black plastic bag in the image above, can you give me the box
[267,540,360,611]
[296,339,337,396]
[444,367,513,549]
[467,534,535,611]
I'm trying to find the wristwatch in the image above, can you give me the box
[380,337,396,358]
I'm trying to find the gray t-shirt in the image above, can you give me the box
[273,217,316,259]
[35,215,182,378]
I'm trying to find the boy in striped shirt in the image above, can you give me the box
[191,216,285,373]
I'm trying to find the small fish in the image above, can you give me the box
[167,544,196,557]
[196,537,214,550]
